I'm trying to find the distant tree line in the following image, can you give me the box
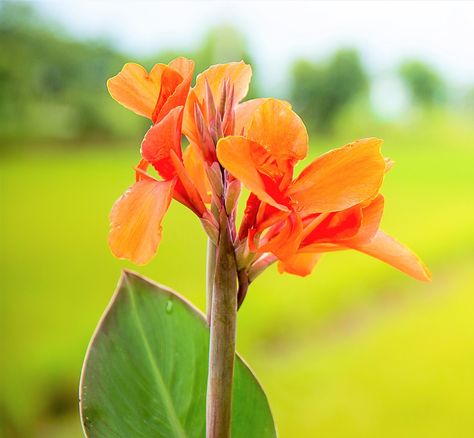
[0,1,468,148]
[0,2,255,147]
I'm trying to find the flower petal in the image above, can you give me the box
[256,213,304,260]
[234,98,292,136]
[141,106,184,180]
[349,230,432,281]
[153,58,194,124]
[183,143,211,203]
[288,138,386,214]
[216,136,289,210]
[277,252,322,277]
[346,195,384,245]
[193,61,252,105]
[109,179,175,265]
[247,98,308,163]
[107,63,165,119]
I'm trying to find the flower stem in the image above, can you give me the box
[206,210,238,438]
[206,238,216,324]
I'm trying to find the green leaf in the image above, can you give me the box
[80,270,276,438]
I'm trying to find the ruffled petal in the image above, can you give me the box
[288,138,386,214]
[109,179,175,265]
[107,63,165,119]
[349,230,432,281]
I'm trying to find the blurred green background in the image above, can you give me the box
[1,1,474,437]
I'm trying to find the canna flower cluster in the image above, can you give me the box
[107,58,430,304]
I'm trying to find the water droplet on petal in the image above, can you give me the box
[165,300,173,314]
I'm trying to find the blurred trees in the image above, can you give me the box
[1,1,465,149]
[290,49,369,133]
[0,2,257,148]
[399,60,446,107]
[146,25,257,97]
[0,1,149,146]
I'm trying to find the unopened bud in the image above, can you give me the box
[200,212,219,245]
[205,162,224,199]
[225,179,241,216]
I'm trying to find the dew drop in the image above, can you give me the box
[165,300,173,314]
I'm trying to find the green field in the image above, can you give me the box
[1,113,474,437]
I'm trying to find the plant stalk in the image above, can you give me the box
[206,238,217,324]
[206,210,238,438]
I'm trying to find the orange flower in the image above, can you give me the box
[107,57,194,124]
[217,99,430,281]
[108,106,211,264]
[106,59,429,284]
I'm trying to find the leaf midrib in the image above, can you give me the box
[126,278,187,438]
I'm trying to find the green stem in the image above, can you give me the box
[206,210,238,438]
[206,238,217,324]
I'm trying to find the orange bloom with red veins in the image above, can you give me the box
[105,58,429,286]
[217,98,430,282]
[107,57,213,265]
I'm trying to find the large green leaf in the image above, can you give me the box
[80,270,276,438]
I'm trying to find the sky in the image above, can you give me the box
[34,0,474,104]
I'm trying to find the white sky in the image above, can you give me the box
[34,0,474,96]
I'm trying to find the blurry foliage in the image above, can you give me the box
[144,25,257,97]
[0,4,257,149]
[399,60,446,107]
[290,49,369,133]
[0,1,149,147]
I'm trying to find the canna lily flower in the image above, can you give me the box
[107,58,234,265]
[217,99,430,281]
[107,57,194,124]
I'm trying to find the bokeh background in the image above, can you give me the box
[1,1,474,437]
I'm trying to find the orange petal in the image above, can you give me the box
[303,207,362,245]
[193,61,252,105]
[216,136,289,210]
[346,195,384,245]
[109,179,175,265]
[257,213,304,260]
[277,252,322,277]
[141,106,184,180]
[168,57,194,78]
[169,149,207,216]
[153,58,194,124]
[288,138,386,214]
[234,98,292,136]
[183,143,211,203]
[247,98,308,163]
[107,63,165,119]
[349,230,432,281]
